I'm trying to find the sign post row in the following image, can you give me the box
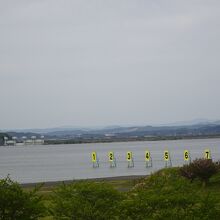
[108,151,117,168]
[127,151,134,168]
[91,149,213,169]
[91,151,99,168]
[145,150,152,168]
[164,150,172,168]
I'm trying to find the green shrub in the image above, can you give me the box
[179,164,196,182]
[118,168,220,220]
[51,181,124,220]
[180,159,218,186]
[0,176,45,220]
[118,192,220,220]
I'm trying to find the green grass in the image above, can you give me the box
[25,169,220,219]
[26,178,139,220]
[26,178,139,196]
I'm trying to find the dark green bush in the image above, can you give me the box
[0,177,45,220]
[179,163,196,182]
[49,168,220,219]
[118,191,220,220]
[118,168,220,220]
[180,159,218,186]
[1,166,220,220]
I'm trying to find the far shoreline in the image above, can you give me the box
[21,175,147,188]
[44,135,220,145]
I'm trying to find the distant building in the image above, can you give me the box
[105,133,116,137]
[3,136,8,146]
[23,135,44,145]
[5,140,16,146]
[35,139,44,145]
[3,135,45,146]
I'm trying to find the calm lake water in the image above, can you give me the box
[1,138,220,183]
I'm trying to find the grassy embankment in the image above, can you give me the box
[25,168,220,220]
[23,176,139,220]
[30,178,138,220]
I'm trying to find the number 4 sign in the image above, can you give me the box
[127,151,134,168]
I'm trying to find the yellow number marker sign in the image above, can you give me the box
[164,150,169,161]
[145,151,150,161]
[127,151,132,161]
[108,152,114,162]
[184,150,189,161]
[204,149,211,159]
[92,152,97,162]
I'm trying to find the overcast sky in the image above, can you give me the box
[0,0,220,129]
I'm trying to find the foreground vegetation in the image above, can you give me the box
[1,159,220,219]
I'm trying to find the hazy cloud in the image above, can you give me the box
[0,0,220,129]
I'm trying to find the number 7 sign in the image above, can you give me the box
[204,149,211,159]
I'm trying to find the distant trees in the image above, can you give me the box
[0,177,45,220]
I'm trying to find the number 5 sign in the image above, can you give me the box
[164,151,169,161]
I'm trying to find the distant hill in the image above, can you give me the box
[6,132,43,139]
[3,120,220,141]
[40,122,220,139]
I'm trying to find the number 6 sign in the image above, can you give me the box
[184,150,189,161]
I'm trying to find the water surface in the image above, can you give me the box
[0,138,220,183]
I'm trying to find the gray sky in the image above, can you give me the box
[0,0,220,129]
